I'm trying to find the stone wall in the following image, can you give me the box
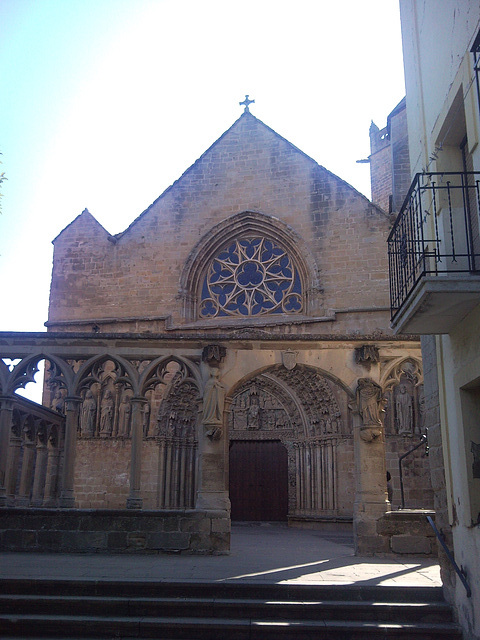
[0,508,229,554]
[75,440,160,509]
[386,437,434,510]
[48,112,392,335]
[369,99,410,214]
[376,510,437,556]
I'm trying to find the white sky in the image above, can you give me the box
[0,0,406,333]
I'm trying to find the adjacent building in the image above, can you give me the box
[392,2,480,637]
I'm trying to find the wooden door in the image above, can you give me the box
[229,440,288,521]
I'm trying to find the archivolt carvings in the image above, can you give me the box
[229,378,298,437]
[229,365,346,440]
[156,369,199,439]
[273,365,344,437]
[228,365,347,516]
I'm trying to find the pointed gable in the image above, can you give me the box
[53,208,112,245]
[119,111,373,239]
[48,110,391,331]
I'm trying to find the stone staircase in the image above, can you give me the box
[0,578,462,639]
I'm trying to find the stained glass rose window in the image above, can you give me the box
[199,237,303,318]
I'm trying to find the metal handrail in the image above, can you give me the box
[426,515,472,598]
[388,171,480,321]
[399,432,428,509]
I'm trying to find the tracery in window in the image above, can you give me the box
[199,236,303,318]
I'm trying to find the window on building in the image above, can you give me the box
[199,235,303,318]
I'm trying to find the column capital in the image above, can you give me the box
[0,396,15,410]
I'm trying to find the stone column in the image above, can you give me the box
[31,426,48,507]
[0,396,14,506]
[59,397,81,508]
[126,397,145,509]
[17,425,36,506]
[43,428,61,506]
[353,378,390,555]
[156,438,166,508]
[6,430,22,504]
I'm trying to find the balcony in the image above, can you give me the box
[388,172,480,334]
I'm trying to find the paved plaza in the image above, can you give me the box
[0,523,441,587]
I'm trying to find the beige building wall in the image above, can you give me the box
[47,113,392,335]
[399,2,480,636]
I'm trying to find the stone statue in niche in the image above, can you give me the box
[395,384,413,436]
[142,401,151,437]
[80,390,97,437]
[202,368,225,440]
[118,392,132,437]
[356,378,385,442]
[50,389,64,413]
[99,389,114,437]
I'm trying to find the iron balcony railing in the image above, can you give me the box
[388,172,480,321]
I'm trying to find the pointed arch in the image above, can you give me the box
[180,210,321,321]
[380,357,423,391]
[6,353,74,396]
[73,353,139,396]
[139,355,202,395]
[226,363,353,440]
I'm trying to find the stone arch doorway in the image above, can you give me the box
[227,364,354,525]
[229,440,288,521]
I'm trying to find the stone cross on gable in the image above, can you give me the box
[239,94,255,113]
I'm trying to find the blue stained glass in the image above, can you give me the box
[199,236,303,318]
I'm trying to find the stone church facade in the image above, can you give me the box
[0,106,432,553]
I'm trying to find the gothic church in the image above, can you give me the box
[0,101,431,553]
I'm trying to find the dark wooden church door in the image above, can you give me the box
[229,440,288,521]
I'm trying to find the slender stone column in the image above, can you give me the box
[17,434,36,506]
[164,440,173,507]
[59,397,81,508]
[0,396,14,506]
[126,397,145,509]
[156,438,166,508]
[352,378,391,555]
[6,432,22,504]
[43,432,61,506]
[31,428,48,507]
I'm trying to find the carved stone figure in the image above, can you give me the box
[142,401,151,437]
[99,389,114,437]
[202,368,225,439]
[118,392,132,437]
[80,390,96,437]
[202,344,226,366]
[354,345,379,369]
[50,389,64,413]
[395,384,413,436]
[247,400,260,429]
[356,378,384,442]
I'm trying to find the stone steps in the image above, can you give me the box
[0,579,463,639]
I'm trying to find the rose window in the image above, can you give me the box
[199,237,303,318]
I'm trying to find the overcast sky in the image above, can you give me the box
[0,0,406,334]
